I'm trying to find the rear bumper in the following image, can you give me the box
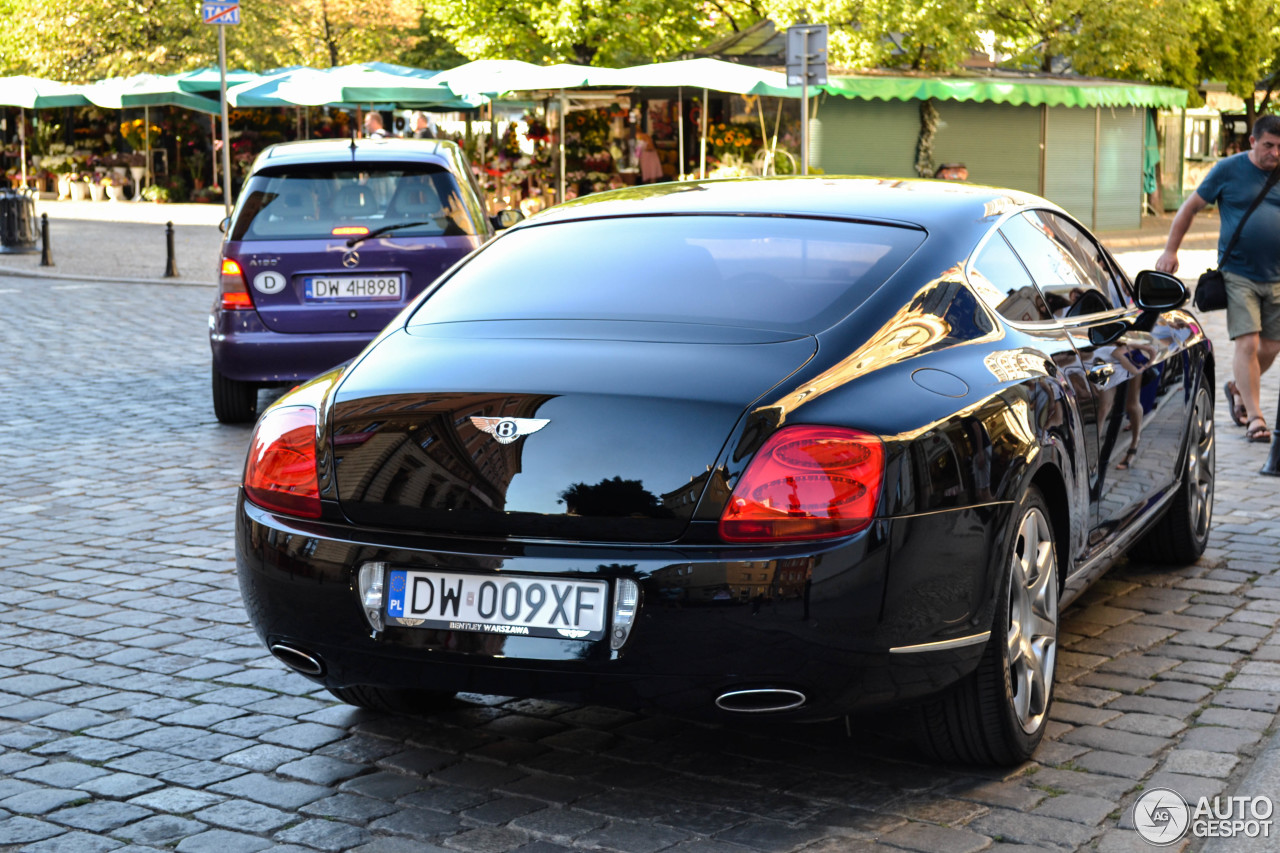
[236,493,1005,721]
[209,307,372,383]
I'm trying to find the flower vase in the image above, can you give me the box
[57,175,72,200]
[129,166,146,202]
[69,181,88,202]
[105,185,124,202]
[88,183,105,202]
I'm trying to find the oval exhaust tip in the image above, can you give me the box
[270,643,324,676]
[715,688,806,714]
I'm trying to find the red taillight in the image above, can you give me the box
[331,225,369,236]
[719,426,884,542]
[244,406,321,518]
[220,258,253,310]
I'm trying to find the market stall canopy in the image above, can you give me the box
[168,66,263,93]
[79,73,221,115]
[225,67,316,108]
[278,64,486,109]
[0,75,90,108]
[226,64,484,109]
[820,73,1189,109]
[597,58,798,97]
[429,60,609,96]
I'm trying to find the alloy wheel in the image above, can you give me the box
[1006,507,1058,735]
[1188,387,1215,541]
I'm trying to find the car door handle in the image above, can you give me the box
[1087,364,1115,386]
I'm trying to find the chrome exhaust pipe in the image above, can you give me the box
[715,688,806,714]
[269,643,324,676]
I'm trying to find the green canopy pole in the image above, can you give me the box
[18,107,26,191]
[144,106,150,191]
[677,87,684,180]
[699,88,707,179]
[210,115,219,196]
[559,91,567,203]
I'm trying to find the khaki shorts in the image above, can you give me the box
[1224,270,1280,340]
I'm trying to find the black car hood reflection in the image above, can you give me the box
[331,322,818,542]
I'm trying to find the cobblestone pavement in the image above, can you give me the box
[1,258,1278,853]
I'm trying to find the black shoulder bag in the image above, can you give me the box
[1195,165,1280,312]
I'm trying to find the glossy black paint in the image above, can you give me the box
[235,177,1214,722]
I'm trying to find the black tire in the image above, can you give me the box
[327,684,456,715]
[917,486,1059,766]
[1129,383,1214,564]
[212,366,259,424]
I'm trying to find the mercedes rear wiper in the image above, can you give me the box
[346,220,438,247]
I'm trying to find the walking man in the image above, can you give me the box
[1157,114,1280,443]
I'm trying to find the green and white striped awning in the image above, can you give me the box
[821,74,1188,109]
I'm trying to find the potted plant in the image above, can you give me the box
[141,184,170,203]
[103,174,125,201]
[87,172,106,202]
[68,172,89,201]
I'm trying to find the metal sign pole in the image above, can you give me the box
[786,24,827,179]
[801,29,809,177]
[219,26,233,217]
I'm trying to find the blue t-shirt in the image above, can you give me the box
[1196,152,1280,282]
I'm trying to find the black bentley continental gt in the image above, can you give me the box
[235,178,1215,765]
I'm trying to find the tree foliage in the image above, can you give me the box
[762,0,985,72]
[0,0,420,80]
[419,0,766,66]
[1193,0,1280,113]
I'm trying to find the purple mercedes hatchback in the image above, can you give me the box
[209,137,518,423]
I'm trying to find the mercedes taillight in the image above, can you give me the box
[219,258,253,310]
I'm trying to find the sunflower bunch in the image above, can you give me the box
[707,122,756,159]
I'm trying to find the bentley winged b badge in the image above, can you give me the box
[470,416,550,444]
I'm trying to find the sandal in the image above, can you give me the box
[1224,380,1246,426]
[1246,416,1272,443]
[1116,447,1138,470]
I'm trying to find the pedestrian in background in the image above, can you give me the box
[410,112,437,139]
[1156,114,1280,443]
[364,111,389,138]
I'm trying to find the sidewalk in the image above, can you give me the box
[0,197,1222,288]
[0,198,226,287]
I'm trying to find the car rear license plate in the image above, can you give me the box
[304,275,403,300]
[385,570,608,641]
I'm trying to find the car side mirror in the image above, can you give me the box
[1133,270,1187,311]
[219,216,231,235]
[492,209,524,230]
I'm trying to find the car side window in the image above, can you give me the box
[968,232,1053,323]
[1043,211,1133,309]
[1001,211,1116,318]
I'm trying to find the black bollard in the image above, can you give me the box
[40,212,53,266]
[164,221,178,278]
[1262,394,1280,476]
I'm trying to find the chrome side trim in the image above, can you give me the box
[890,631,991,654]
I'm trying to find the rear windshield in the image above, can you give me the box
[408,215,924,334]
[230,163,479,241]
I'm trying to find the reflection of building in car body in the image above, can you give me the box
[332,392,553,513]
[653,558,811,605]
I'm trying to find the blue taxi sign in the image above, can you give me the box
[202,1,240,24]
